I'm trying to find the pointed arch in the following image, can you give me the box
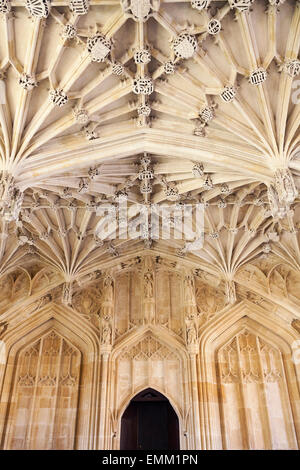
[198,301,300,450]
[120,387,180,450]
[107,327,191,450]
[0,303,101,450]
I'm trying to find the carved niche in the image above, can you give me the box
[6,331,81,450]
[217,329,295,450]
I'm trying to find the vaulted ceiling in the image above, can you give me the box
[0,0,299,311]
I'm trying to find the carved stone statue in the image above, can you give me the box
[143,270,154,298]
[185,314,197,345]
[103,276,114,303]
[101,324,112,345]
[62,282,73,305]
[101,314,112,345]
[184,275,195,304]
[186,323,197,345]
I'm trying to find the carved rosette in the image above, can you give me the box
[229,0,253,12]
[121,0,160,22]
[0,0,11,14]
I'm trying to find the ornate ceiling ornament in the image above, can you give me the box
[220,85,237,102]
[107,243,119,257]
[88,167,99,179]
[228,0,253,11]
[78,178,90,193]
[139,154,154,180]
[203,174,213,190]
[172,33,197,59]
[18,73,37,91]
[139,154,154,194]
[249,68,268,85]
[218,199,227,208]
[199,105,215,123]
[268,0,286,5]
[69,0,89,15]
[0,0,11,14]
[137,104,151,116]
[262,243,271,254]
[209,231,219,239]
[192,163,204,177]
[134,49,151,64]
[164,62,175,74]
[87,34,112,62]
[220,183,230,194]
[62,24,77,40]
[84,127,97,140]
[113,189,128,202]
[194,122,206,137]
[282,59,300,78]
[121,0,160,22]
[164,184,180,201]
[73,107,89,124]
[207,19,221,35]
[132,77,154,95]
[25,0,50,18]
[49,89,68,107]
[140,181,152,194]
[191,0,211,10]
[112,63,124,76]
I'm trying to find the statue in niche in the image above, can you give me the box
[101,314,112,345]
[143,270,154,298]
[103,275,114,303]
[185,313,197,345]
[184,275,195,303]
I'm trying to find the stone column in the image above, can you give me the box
[183,272,201,449]
[188,345,202,450]
[98,274,114,449]
[98,346,112,449]
[0,323,7,389]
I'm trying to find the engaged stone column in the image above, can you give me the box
[98,274,114,449]
[183,272,201,449]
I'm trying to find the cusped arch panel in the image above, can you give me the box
[3,329,81,450]
[199,302,300,450]
[0,306,100,450]
[108,328,190,450]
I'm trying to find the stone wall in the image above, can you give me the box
[0,256,299,450]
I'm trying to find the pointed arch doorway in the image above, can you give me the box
[120,388,180,450]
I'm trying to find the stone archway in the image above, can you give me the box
[120,388,180,450]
